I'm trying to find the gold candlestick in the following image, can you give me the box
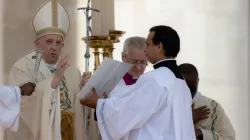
[107,47,114,58]
[82,36,111,71]
[103,40,113,59]
[93,48,100,71]
[102,47,109,58]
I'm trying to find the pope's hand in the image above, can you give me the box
[51,56,70,89]
[79,72,92,89]
[55,56,70,78]
[80,88,99,109]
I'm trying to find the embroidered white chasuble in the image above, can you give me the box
[4,50,87,140]
[193,92,235,140]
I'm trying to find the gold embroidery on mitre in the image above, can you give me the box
[61,110,75,140]
[32,0,70,40]
[51,0,58,27]
[36,27,66,39]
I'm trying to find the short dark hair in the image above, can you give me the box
[179,63,199,79]
[149,25,180,57]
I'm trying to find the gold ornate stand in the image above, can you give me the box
[82,36,111,71]
[82,30,125,71]
[61,110,75,140]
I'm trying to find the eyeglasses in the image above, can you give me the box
[128,60,148,66]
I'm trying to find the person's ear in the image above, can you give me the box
[157,42,165,54]
[34,40,39,46]
[121,52,127,62]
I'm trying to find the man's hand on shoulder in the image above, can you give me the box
[192,105,210,124]
[19,82,36,96]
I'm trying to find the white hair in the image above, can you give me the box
[123,36,146,53]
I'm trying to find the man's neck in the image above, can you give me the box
[191,92,196,99]
[123,72,138,85]
[159,56,175,61]
[127,71,139,79]
[154,57,175,66]
[192,91,201,103]
[43,59,58,70]
[127,71,133,76]
[43,58,57,65]
[45,61,57,65]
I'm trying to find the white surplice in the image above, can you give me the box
[108,80,126,98]
[193,92,236,140]
[0,86,21,131]
[96,65,196,140]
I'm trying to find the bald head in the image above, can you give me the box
[179,63,199,98]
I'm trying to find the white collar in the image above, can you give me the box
[132,77,139,80]
[153,58,176,66]
[192,92,201,103]
[46,60,58,69]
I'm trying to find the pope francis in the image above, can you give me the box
[3,0,99,140]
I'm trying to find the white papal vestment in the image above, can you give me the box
[4,50,87,140]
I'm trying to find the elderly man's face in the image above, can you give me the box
[34,34,63,64]
[122,46,148,77]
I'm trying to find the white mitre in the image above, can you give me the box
[32,0,70,39]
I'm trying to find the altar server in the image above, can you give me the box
[0,82,35,131]
[81,25,196,140]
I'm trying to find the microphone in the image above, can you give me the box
[32,48,43,83]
